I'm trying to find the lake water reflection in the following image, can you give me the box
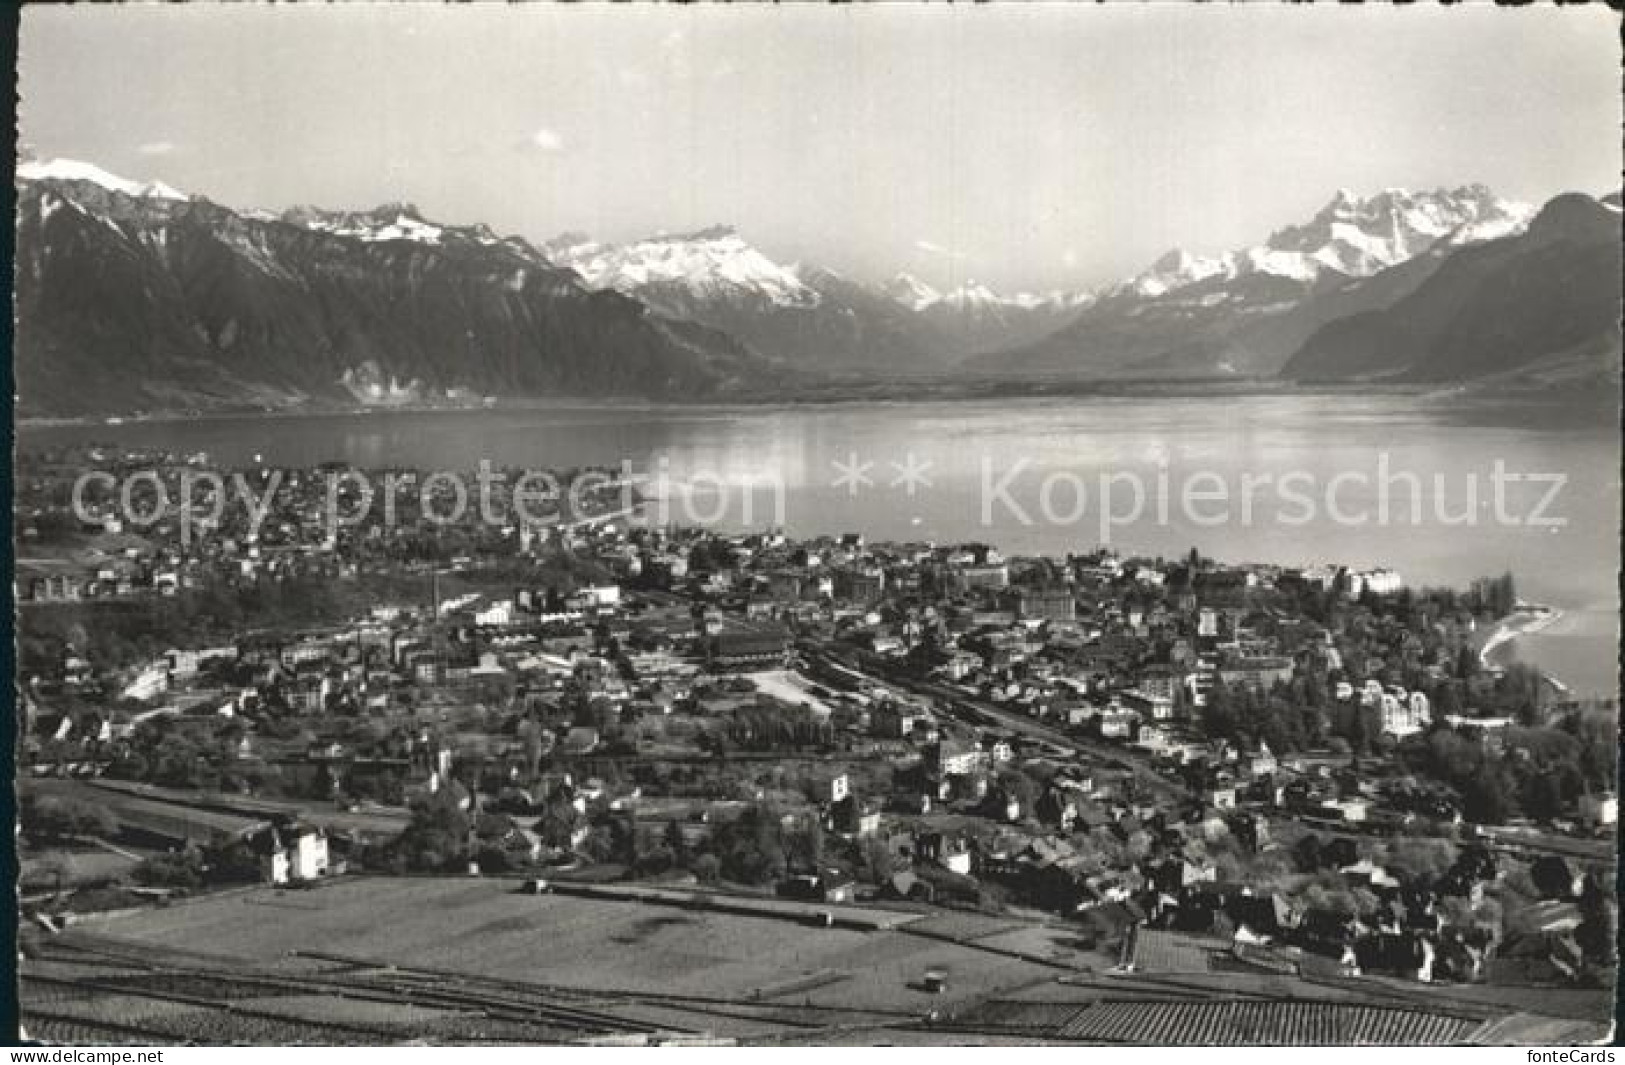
[20,394,1619,696]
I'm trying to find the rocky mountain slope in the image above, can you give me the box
[14,161,775,417]
[1282,192,1622,383]
[544,227,946,372]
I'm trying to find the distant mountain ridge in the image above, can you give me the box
[879,274,1092,359]
[14,161,777,416]
[543,229,1086,370]
[544,227,938,370]
[1117,185,1532,299]
[1282,192,1623,384]
[12,160,1616,414]
[969,186,1539,378]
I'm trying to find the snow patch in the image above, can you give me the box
[305,213,445,245]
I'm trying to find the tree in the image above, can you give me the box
[1493,663,1545,725]
[519,722,546,781]
[133,847,204,889]
[1521,770,1566,823]
[633,844,676,877]
[21,794,117,843]
[1380,837,1458,883]
[716,804,788,885]
[1462,764,1514,825]
[535,793,582,849]
[1573,709,1619,791]
[996,769,1039,813]
[663,819,690,866]
[476,844,515,874]
[393,790,472,871]
[1433,683,1463,720]
[692,853,722,883]
[1293,832,1325,873]
[207,838,263,883]
[1576,875,1618,965]
[860,836,896,884]
[786,817,825,871]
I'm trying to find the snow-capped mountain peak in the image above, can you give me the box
[880,272,942,311]
[880,274,1087,315]
[939,280,1004,307]
[1009,289,1095,312]
[547,226,821,309]
[1115,185,1534,299]
[1121,248,1232,297]
[1264,184,1535,276]
[17,157,188,202]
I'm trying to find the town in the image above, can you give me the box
[14,447,1618,1044]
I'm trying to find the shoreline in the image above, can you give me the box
[16,378,1615,431]
[1477,605,1569,694]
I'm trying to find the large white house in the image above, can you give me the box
[253,823,330,885]
[1381,691,1431,737]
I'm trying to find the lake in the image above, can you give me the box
[18,393,1620,697]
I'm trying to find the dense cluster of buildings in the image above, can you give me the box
[15,451,1617,992]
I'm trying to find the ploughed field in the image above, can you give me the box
[21,876,1069,1043]
[20,876,1611,1045]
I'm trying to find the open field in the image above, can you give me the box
[22,876,1613,1045]
[32,878,1058,1025]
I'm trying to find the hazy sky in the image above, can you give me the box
[18,5,1621,292]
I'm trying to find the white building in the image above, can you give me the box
[579,584,622,608]
[1134,724,1176,755]
[1381,691,1431,737]
[1098,709,1139,739]
[256,824,330,885]
[1348,568,1404,598]
[1122,690,1175,720]
[816,772,850,805]
[473,599,514,626]
[1580,792,1618,828]
[121,663,170,702]
[1322,798,1369,823]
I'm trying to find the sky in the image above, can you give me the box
[18,5,1622,293]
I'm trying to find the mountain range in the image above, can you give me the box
[542,228,1084,369]
[966,186,1544,378]
[14,160,775,416]
[11,159,1621,417]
